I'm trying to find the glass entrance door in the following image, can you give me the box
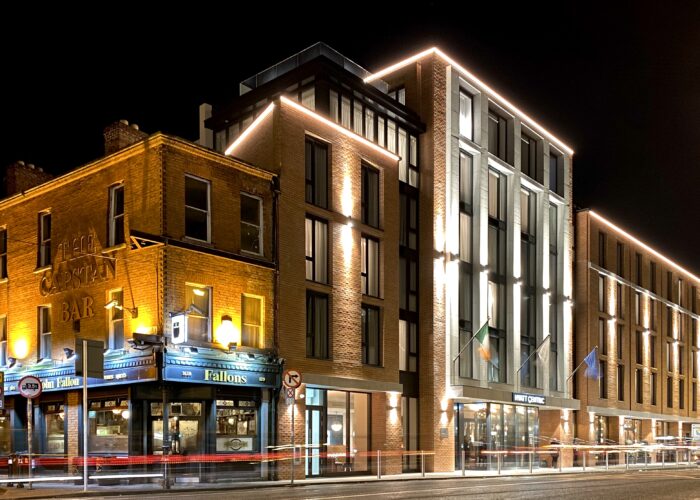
[305,407,324,477]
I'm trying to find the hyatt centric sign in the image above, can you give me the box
[512,392,546,406]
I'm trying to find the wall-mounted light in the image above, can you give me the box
[183,346,199,354]
[6,357,17,369]
[217,315,240,349]
[104,299,138,318]
[63,347,76,361]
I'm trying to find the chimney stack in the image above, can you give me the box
[103,119,148,155]
[1,160,54,198]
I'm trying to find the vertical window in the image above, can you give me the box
[617,283,624,319]
[361,305,381,366]
[636,330,643,364]
[599,360,607,399]
[399,320,417,373]
[341,96,351,129]
[364,108,375,141]
[400,193,418,251]
[305,138,328,209]
[301,86,315,109]
[353,101,363,136]
[0,316,6,367]
[241,295,263,348]
[635,369,643,404]
[108,184,125,247]
[692,382,697,412]
[667,271,673,302]
[488,109,508,162]
[185,284,211,342]
[387,120,396,153]
[398,128,408,183]
[408,134,419,187]
[616,242,624,278]
[634,292,641,325]
[549,150,563,195]
[598,232,607,268]
[38,212,51,268]
[378,116,386,148]
[635,253,643,286]
[184,175,210,242]
[617,364,624,401]
[678,279,684,308]
[361,164,380,228]
[650,298,657,331]
[617,324,624,360]
[38,306,51,360]
[459,90,473,140]
[650,334,657,368]
[599,319,608,356]
[521,132,539,181]
[399,257,418,313]
[520,188,537,387]
[650,261,657,294]
[598,276,606,312]
[361,236,379,297]
[667,376,673,408]
[487,169,506,383]
[108,290,124,350]
[330,90,339,122]
[305,216,328,283]
[0,228,6,279]
[651,372,657,405]
[306,291,329,359]
[240,193,262,254]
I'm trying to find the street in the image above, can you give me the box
[50,469,700,500]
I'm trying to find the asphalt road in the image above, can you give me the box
[69,469,700,500]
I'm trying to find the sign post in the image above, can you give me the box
[19,375,42,490]
[282,370,302,484]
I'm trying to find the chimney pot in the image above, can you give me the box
[119,119,129,126]
[130,123,139,131]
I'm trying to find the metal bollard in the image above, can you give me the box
[644,450,648,468]
[605,451,609,471]
[529,451,533,474]
[462,449,466,477]
[559,450,562,473]
[497,454,502,475]
[377,450,381,479]
[583,451,586,472]
[662,450,665,468]
[676,450,680,467]
[626,452,629,471]
[421,451,425,478]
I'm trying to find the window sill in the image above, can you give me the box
[362,363,384,369]
[34,265,52,274]
[241,249,264,258]
[102,243,127,253]
[183,236,213,246]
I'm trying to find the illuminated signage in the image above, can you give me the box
[512,392,546,405]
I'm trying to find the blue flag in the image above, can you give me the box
[583,348,600,379]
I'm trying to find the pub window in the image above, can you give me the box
[37,211,51,268]
[108,184,125,247]
[185,284,211,342]
[38,305,51,360]
[240,193,262,255]
[88,399,129,454]
[0,316,6,367]
[184,175,210,242]
[361,304,381,366]
[305,137,329,209]
[305,216,328,283]
[306,291,329,359]
[241,294,263,348]
[216,400,259,452]
[44,403,65,454]
[361,164,380,228]
[0,227,7,279]
[108,289,124,350]
[361,236,379,297]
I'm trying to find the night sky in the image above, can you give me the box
[2,4,699,272]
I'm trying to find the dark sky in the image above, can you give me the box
[2,3,699,272]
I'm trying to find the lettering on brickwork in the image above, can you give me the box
[39,230,116,296]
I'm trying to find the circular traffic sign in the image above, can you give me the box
[282,369,302,389]
[19,376,42,399]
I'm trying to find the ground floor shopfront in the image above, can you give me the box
[0,347,282,481]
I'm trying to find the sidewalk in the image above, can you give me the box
[2,462,697,499]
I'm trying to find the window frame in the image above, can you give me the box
[0,227,7,280]
[241,293,264,348]
[361,235,380,297]
[240,192,263,255]
[361,163,380,228]
[184,174,211,243]
[361,303,382,366]
[306,291,329,359]
[108,289,124,350]
[305,215,328,284]
[185,283,212,343]
[37,211,51,268]
[38,305,52,360]
[305,137,329,209]
[108,183,125,247]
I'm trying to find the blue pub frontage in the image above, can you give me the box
[1,345,281,480]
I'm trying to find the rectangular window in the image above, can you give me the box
[693,382,697,412]
[635,369,643,404]
[361,304,381,366]
[361,164,380,228]
[488,169,504,221]
[459,151,473,208]
[330,90,339,122]
[599,276,606,313]
[185,284,211,342]
[617,283,624,320]
[459,90,473,140]
[108,289,124,350]
[599,319,608,356]
[353,101,363,136]
[361,236,379,297]
[651,372,657,405]
[667,271,673,302]
[215,399,259,452]
[408,134,419,188]
[650,335,657,368]
[678,279,684,308]
[399,256,418,313]
[616,242,624,278]
[634,292,641,325]
[617,364,625,401]
[399,320,417,372]
[0,316,6,367]
[240,193,262,254]
[400,192,418,251]
[387,120,396,153]
[667,376,673,408]
[38,212,51,267]
[341,96,351,129]
[549,150,563,195]
[488,109,508,162]
[599,360,607,399]
[0,228,6,279]
[521,132,539,181]
[108,184,125,247]
[305,216,328,283]
[680,378,685,409]
[679,345,685,375]
[38,306,51,360]
[651,298,657,331]
[650,261,657,294]
[241,295,263,348]
[549,204,558,248]
[617,324,624,360]
[305,138,328,208]
[306,291,329,359]
[301,86,315,109]
[378,116,386,147]
[398,128,408,183]
[364,108,375,141]
[598,232,607,268]
[636,330,643,364]
[636,253,643,286]
[184,175,210,242]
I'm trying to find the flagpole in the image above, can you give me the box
[516,335,551,389]
[566,345,598,383]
